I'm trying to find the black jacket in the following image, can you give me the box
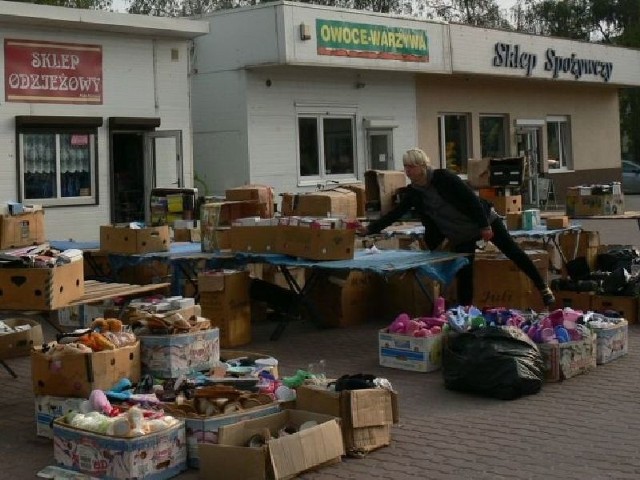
[366,169,492,249]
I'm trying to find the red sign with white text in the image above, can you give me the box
[4,39,102,104]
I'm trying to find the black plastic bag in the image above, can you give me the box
[442,326,544,400]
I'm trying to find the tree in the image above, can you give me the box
[9,0,112,10]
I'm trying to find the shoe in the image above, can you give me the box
[541,287,555,307]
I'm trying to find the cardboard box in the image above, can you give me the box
[505,212,522,230]
[53,418,187,480]
[139,328,220,378]
[295,385,399,456]
[100,225,170,254]
[181,402,281,468]
[35,395,85,439]
[472,250,549,311]
[225,184,275,218]
[277,225,355,261]
[280,188,358,219]
[559,230,600,274]
[589,319,628,364]
[199,270,251,348]
[378,329,443,372]
[341,183,366,217]
[565,188,625,217]
[552,290,594,312]
[0,316,44,359]
[198,410,344,480]
[546,216,569,229]
[31,341,141,398]
[219,349,280,379]
[0,210,45,249]
[0,260,84,310]
[174,227,201,243]
[592,295,638,324]
[537,331,596,382]
[364,170,407,217]
[491,195,522,216]
[489,157,524,187]
[467,158,491,188]
[229,225,278,254]
[380,272,439,320]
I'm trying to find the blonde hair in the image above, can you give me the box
[402,148,431,168]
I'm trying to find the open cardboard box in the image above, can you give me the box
[198,409,344,480]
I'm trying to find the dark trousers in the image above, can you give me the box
[452,218,547,306]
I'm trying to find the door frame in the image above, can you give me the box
[143,130,183,222]
[366,128,394,171]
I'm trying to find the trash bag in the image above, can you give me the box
[442,326,544,400]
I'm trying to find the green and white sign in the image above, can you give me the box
[316,19,429,62]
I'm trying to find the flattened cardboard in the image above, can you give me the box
[0,210,45,249]
[0,316,44,359]
[31,341,141,397]
[0,260,84,310]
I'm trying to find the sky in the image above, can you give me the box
[111,0,519,14]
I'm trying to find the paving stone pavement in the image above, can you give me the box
[2,314,640,480]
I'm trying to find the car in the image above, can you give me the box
[622,159,640,194]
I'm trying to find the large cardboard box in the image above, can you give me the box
[364,170,407,216]
[0,210,45,249]
[53,418,187,480]
[558,230,600,274]
[277,225,355,261]
[0,316,44,359]
[592,295,638,324]
[491,195,522,216]
[199,270,251,348]
[341,183,366,217]
[31,341,141,398]
[100,225,170,254]
[198,410,344,480]
[180,402,281,468]
[565,188,625,217]
[138,328,220,378]
[0,260,84,310]
[472,250,548,311]
[307,271,380,327]
[35,395,85,439]
[380,271,439,319]
[378,329,443,372]
[225,184,275,218]
[280,188,358,219]
[589,319,628,364]
[552,290,594,312]
[537,331,597,382]
[295,385,399,456]
[229,225,278,254]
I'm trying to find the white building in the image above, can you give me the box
[0,1,208,241]
[192,1,640,206]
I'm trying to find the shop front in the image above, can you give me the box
[192,1,640,208]
[0,1,208,241]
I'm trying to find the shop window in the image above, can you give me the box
[438,113,470,174]
[19,128,98,206]
[546,116,572,170]
[297,115,356,180]
[480,115,508,158]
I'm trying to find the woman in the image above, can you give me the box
[363,148,555,307]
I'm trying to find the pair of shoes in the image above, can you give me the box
[541,287,555,307]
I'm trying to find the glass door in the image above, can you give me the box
[144,130,183,222]
[517,127,542,207]
[367,129,393,170]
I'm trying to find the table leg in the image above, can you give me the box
[0,360,17,378]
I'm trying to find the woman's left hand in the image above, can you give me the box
[481,226,494,242]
